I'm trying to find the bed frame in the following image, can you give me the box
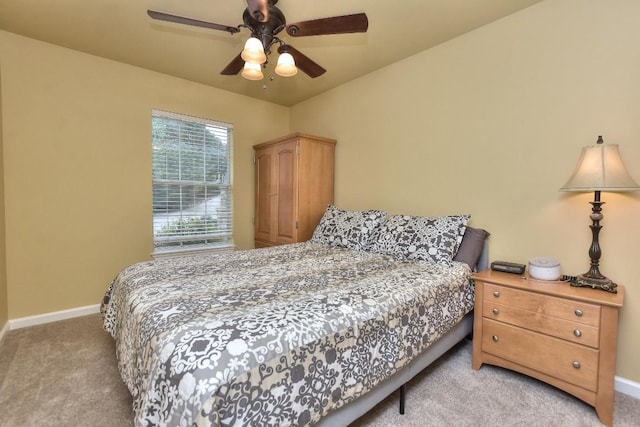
[317,241,489,426]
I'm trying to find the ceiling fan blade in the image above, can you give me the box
[147,10,240,34]
[286,13,368,37]
[220,53,245,75]
[282,45,326,78]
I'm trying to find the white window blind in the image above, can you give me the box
[152,110,233,252]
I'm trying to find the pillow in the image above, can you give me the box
[453,226,490,270]
[310,205,386,251]
[370,214,470,265]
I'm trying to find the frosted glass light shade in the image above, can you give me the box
[241,61,263,80]
[561,144,640,192]
[241,37,267,64]
[275,52,297,77]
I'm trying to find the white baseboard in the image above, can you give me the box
[8,304,101,330]
[615,376,640,399]
[0,320,8,344]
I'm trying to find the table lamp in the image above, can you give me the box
[560,136,640,292]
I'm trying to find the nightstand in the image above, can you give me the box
[471,270,624,426]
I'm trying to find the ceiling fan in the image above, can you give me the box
[147,0,368,79]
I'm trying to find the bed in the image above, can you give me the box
[101,207,490,426]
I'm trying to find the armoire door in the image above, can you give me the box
[254,147,274,245]
[274,140,298,244]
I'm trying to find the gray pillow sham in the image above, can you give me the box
[453,226,490,270]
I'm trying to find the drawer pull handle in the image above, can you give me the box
[572,361,581,369]
[573,329,582,338]
[493,291,500,298]
[492,335,499,342]
[575,309,583,317]
[492,308,500,315]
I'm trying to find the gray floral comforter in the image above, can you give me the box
[101,242,474,427]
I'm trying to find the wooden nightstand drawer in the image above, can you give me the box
[482,302,600,348]
[483,283,601,327]
[482,319,599,391]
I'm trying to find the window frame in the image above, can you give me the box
[151,109,234,257]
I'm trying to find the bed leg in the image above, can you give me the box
[399,383,406,415]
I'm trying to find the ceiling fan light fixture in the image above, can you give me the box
[147,6,369,80]
[240,37,267,64]
[275,52,297,77]
[241,61,264,80]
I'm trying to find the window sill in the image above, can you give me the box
[151,244,235,260]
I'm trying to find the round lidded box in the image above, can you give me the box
[528,257,561,281]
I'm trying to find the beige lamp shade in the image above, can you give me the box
[241,61,263,80]
[560,144,640,192]
[241,37,267,64]
[275,52,297,77]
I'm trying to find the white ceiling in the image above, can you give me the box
[0,0,544,106]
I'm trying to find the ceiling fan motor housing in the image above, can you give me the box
[246,0,279,23]
[242,5,286,52]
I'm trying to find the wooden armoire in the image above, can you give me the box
[253,133,336,248]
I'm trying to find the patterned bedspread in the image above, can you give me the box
[101,242,474,427]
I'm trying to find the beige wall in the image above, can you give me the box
[291,0,640,382]
[0,30,289,319]
[0,60,7,332]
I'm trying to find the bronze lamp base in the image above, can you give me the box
[572,274,618,293]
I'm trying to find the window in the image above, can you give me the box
[152,110,233,254]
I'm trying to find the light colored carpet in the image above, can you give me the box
[0,314,638,426]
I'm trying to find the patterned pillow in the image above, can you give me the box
[311,205,387,251]
[370,214,470,265]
